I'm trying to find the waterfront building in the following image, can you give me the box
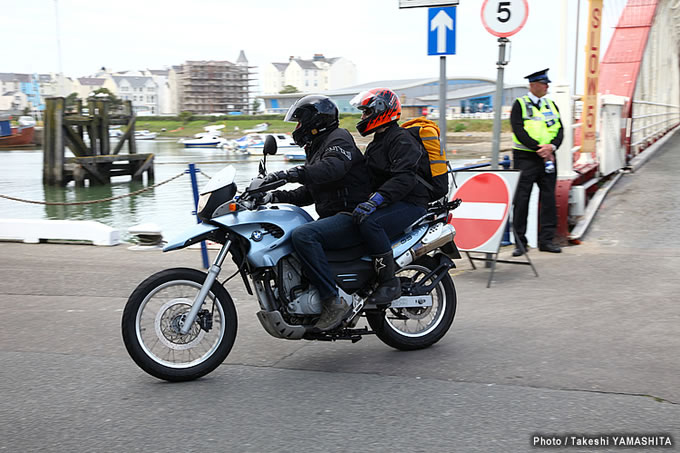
[260,77,526,118]
[74,77,118,101]
[170,52,255,115]
[262,54,357,95]
[0,91,28,115]
[38,73,76,100]
[112,75,160,114]
[145,69,175,115]
[0,73,42,113]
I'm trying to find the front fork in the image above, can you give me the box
[179,239,232,335]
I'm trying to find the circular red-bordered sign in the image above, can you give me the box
[449,173,510,251]
[481,0,529,38]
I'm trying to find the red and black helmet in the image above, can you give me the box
[350,88,401,136]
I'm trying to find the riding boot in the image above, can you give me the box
[313,295,351,332]
[368,251,401,304]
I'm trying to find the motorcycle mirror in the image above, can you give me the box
[263,135,277,155]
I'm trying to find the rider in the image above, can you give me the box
[349,88,431,304]
[261,95,371,331]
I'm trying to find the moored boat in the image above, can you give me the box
[179,125,227,148]
[0,116,36,148]
[223,133,303,158]
[135,130,158,140]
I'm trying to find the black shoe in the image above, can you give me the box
[368,251,401,304]
[512,246,526,257]
[539,243,562,253]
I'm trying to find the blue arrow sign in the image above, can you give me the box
[428,6,456,55]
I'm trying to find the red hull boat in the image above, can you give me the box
[0,125,35,147]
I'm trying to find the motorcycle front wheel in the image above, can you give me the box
[122,268,237,382]
[366,255,456,351]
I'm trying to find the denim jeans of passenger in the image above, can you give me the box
[358,201,427,255]
[290,202,426,300]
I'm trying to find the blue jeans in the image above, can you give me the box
[358,201,427,255]
[290,202,426,300]
[291,213,360,300]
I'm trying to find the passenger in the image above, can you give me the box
[261,95,371,331]
[349,88,431,304]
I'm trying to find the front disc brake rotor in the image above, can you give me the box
[154,299,206,350]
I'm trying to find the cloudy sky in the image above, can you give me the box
[3,0,627,92]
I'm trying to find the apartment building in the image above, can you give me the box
[112,75,160,114]
[171,52,254,115]
[262,54,357,94]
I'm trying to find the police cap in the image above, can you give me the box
[525,68,551,83]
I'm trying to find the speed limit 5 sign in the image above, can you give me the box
[481,0,529,37]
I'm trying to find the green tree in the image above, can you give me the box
[251,98,262,113]
[279,85,299,94]
[65,92,79,109]
[178,111,194,125]
[90,88,123,107]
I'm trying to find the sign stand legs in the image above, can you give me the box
[464,224,539,288]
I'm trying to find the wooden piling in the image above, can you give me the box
[43,95,152,187]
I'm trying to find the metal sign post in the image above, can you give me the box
[427,6,457,154]
[491,38,509,171]
[480,0,528,267]
[481,0,529,169]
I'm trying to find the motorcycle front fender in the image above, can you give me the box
[163,223,220,251]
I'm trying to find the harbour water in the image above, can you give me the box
[0,139,478,242]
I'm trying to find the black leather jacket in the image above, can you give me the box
[364,122,430,207]
[273,128,371,218]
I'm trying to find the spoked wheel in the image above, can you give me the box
[122,268,237,381]
[366,255,456,350]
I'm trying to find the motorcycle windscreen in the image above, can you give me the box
[163,223,219,251]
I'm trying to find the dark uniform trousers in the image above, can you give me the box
[512,150,557,247]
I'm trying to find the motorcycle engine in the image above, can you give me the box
[277,257,322,315]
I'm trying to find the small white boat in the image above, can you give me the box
[110,126,123,138]
[179,125,227,148]
[135,130,157,140]
[223,133,303,157]
[243,123,270,133]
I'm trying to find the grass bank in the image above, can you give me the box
[132,115,511,138]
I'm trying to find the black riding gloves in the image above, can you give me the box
[263,166,304,184]
[263,170,287,184]
[352,192,384,224]
[285,166,304,183]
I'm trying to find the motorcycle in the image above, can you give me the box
[122,135,462,381]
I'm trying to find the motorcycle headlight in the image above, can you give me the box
[197,193,211,214]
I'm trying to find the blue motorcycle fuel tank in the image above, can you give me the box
[211,204,313,268]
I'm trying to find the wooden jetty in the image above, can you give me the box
[43,97,154,186]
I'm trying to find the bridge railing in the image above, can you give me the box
[629,100,680,156]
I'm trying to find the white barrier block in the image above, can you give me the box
[0,219,120,246]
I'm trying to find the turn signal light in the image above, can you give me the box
[228,203,238,212]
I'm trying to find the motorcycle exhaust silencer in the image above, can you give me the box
[396,224,456,268]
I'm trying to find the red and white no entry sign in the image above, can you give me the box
[449,171,520,253]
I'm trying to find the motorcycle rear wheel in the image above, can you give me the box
[122,268,237,382]
[366,256,456,351]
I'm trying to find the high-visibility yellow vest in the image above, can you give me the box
[512,96,561,151]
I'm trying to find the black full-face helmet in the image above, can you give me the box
[284,95,339,146]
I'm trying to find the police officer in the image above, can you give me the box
[511,68,564,256]
[262,94,371,331]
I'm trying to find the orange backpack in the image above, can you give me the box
[401,117,450,201]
